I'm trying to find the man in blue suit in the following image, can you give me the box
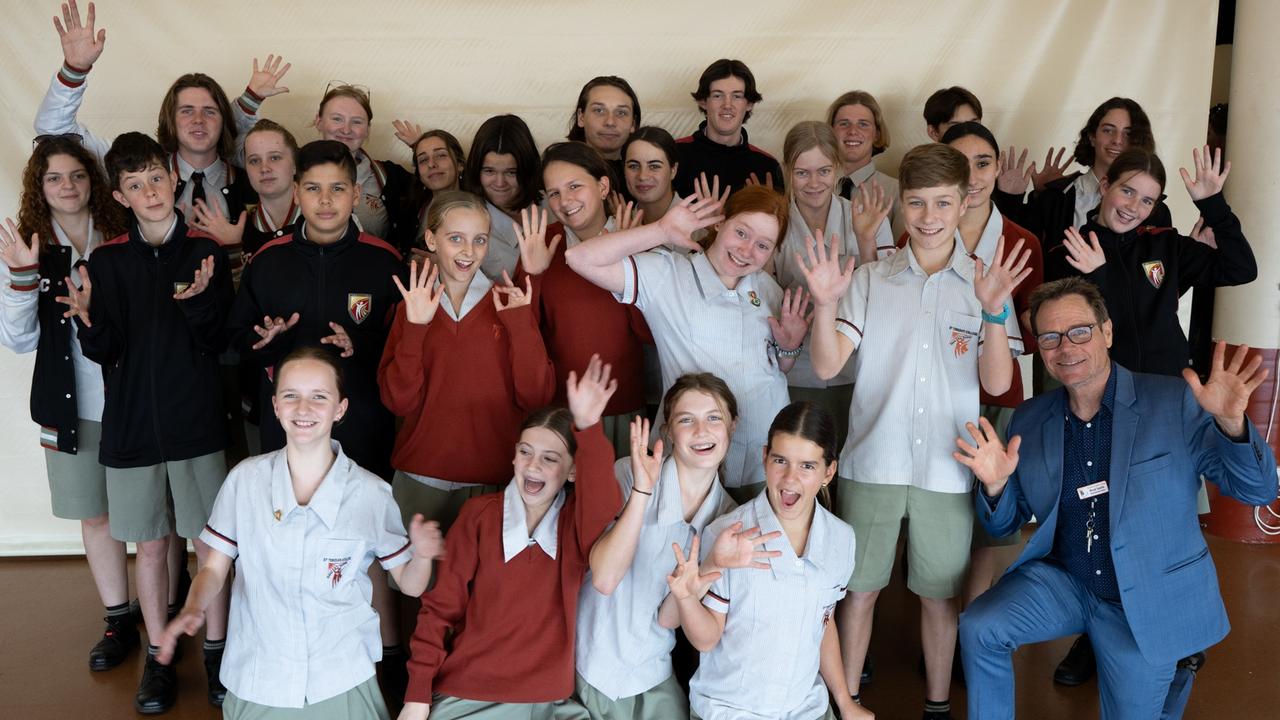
[955,277,1277,719]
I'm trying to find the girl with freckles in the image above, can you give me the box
[378,191,555,533]
[565,181,809,501]
[400,355,625,720]
[669,401,866,720]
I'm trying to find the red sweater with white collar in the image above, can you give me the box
[405,424,621,704]
[378,292,554,485]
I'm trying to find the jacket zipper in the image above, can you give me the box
[148,245,167,461]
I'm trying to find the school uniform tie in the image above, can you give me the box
[190,171,207,208]
[838,176,855,200]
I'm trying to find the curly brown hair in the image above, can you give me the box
[18,136,127,251]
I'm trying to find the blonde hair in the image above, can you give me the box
[782,121,842,202]
[424,190,489,233]
[827,91,891,155]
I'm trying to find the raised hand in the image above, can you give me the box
[746,171,775,191]
[997,146,1034,195]
[693,172,731,208]
[156,604,204,665]
[246,54,291,99]
[54,0,105,69]
[797,231,855,308]
[657,193,724,252]
[55,265,92,326]
[393,258,444,325]
[321,321,354,358]
[565,353,618,430]
[953,416,1022,497]
[0,218,40,268]
[251,312,300,350]
[408,514,444,561]
[1061,226,1106,275]
[491,271,533,312]
[666,535,721,600]
[1182,341,1268,438]
[629,416,662,496]
[513,205,562,276]
[393,119,424,149]
[973,236,1031,314]
[612,199,644,231]
[173,255,215,300]
[850,180,891,243]
[1032,146,1070,192]
[710,521,782,570]
[768,287,812,352]
[1180,145,1231,201]
[191,199,246,248]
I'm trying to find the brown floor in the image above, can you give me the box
[0,531,1276,719]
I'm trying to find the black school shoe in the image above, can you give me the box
[88,616,139,671]
[1053,635,1096,686]
[204,647,227,707]
[1178,651,1207,674]
[135,655,178,714]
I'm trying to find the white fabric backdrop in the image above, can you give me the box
[0,0,1219,554]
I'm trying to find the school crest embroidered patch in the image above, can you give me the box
[1142,261,1165,289]
[325,556,350,588]
[748,290,761,307]
[949,328,974,357]
[173,282,191,295]
[348,293,372,324]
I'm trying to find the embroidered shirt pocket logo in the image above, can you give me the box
[949,327,974,357]
[324,555,351,588]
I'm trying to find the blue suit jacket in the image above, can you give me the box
[976,364,1278,665]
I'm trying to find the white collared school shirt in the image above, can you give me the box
[690,491,855,720]
[1070,169,1102,230]
[834,237,1023,494]
[353,153,390,239]
[617,250,789,488]
[576,457,736,699]
[200,443,413,708]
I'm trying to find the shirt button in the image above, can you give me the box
[1095,570,1102,575]
[917,408,925,414]
[1093,535,1099,540]
[915,438,922,445]
[922,343,929,349]
[60,319,66,325]
[1086,461,1093,467]
[920,377,927,383]
[65,393,71,399]
[1086,422,1092,428]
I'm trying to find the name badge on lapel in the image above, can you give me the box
[1077,481,1109,500]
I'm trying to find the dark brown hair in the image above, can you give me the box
[19,136,127,250]
[567,76,641,142]
[660,373,739,432]
[923,86,982,128]
[1028,277,1111,335]
[1072,97,1155,168]
[622,126,679,167]
[105,132,168,190]
[766,401,838,466]
[275,345,347,400]
[156,73,237,159]
[521,407,578,456]
[691,59,763,123]
[1103,148,1166,193]
[464,115,542,211]
[295,140,358,184]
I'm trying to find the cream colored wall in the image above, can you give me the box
[0,0,1220,554]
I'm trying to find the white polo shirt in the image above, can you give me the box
[834,237,1024,494]
[576,457,736,700]
[690,491,855,720]
[200,443,413,708]
[772,195,890,388]
[617,250,789,488]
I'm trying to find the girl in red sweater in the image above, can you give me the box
[401,355,625,719]
[378,191,555,532]
[523,141,653,455]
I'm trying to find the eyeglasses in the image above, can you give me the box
[33,132,84,149]
[1036,323,1097,350]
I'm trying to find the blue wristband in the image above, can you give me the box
[981,303,1010,325]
